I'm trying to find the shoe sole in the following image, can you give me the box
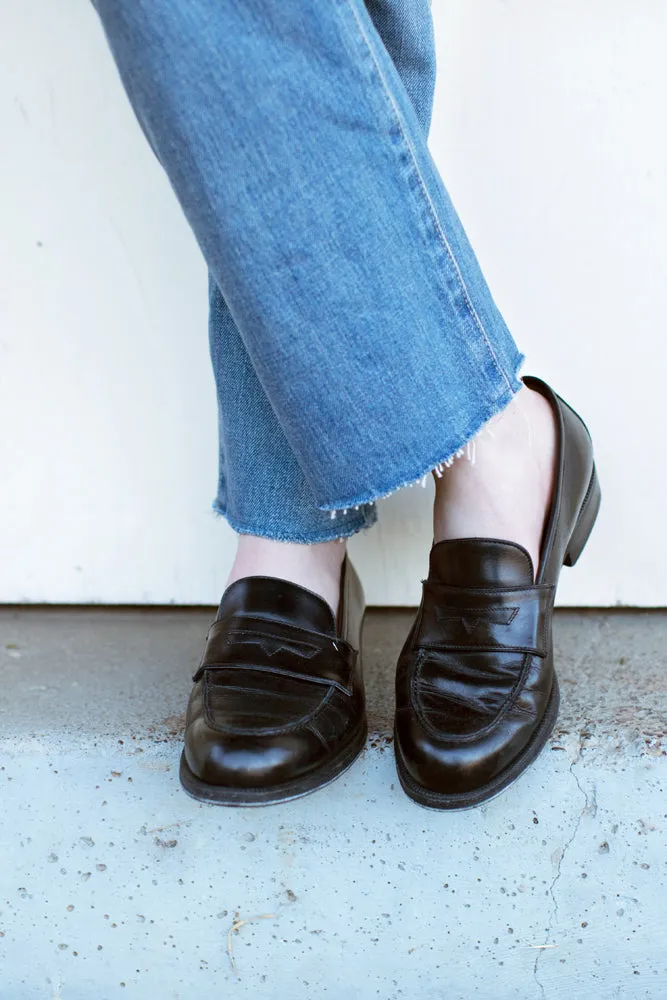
[178,720,368,807]
[394,463,600,811]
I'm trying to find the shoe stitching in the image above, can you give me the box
[201,678,338,737]
[410,644,546,745]
[195,623,356,689]
[210,616,346,646]
[408,578,555,741]
[304,721,331,753]
[199,661,353,697]
[200,621,354,657]
[188,560,364,745]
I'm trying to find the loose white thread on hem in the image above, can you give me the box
[327,431,480,520]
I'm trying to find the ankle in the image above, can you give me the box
[432,382,557,576]
[226,535,346,618]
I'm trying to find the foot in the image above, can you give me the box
[395,377,599,809]
[226,535,346,619]
[432,381,557,577]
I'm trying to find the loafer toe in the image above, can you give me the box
[395,689,556,803]
[183,715,326,790]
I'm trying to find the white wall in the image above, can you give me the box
[1,0,665,606]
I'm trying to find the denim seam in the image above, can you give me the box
[344,0,513,393]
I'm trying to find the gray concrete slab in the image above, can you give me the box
[0,608,665,999]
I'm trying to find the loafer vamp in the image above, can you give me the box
[185,669,361,788]
[395,536,555,797]
[396,645,551,794]
[181,564,367,800]
[416,647,532,735]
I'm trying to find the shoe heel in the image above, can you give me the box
[563,467,601,567]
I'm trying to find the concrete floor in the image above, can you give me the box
[0,607,665,999]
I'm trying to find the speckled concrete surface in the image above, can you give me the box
[0,608,665,999]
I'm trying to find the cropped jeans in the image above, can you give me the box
[92,0,525,542]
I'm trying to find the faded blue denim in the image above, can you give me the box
[92,0,524,542]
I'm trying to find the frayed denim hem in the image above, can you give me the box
[211,502,378,544]
[319,372,524,516]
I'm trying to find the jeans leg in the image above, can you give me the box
[364,0,436,136]
[92,0,524,522]
[208,0,436,541]
[208,276,377,541]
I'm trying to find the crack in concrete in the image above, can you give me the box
[533,738,593,997]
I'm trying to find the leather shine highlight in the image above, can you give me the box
[394,377,600,807]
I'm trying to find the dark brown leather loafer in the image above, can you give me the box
[394,376,601,809]
[179,556,367,806]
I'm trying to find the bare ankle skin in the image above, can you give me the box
[432,383,557,578]
[226,535,346,618]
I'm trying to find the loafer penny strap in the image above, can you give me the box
[192,619,357,695]
[419,582,555,657]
